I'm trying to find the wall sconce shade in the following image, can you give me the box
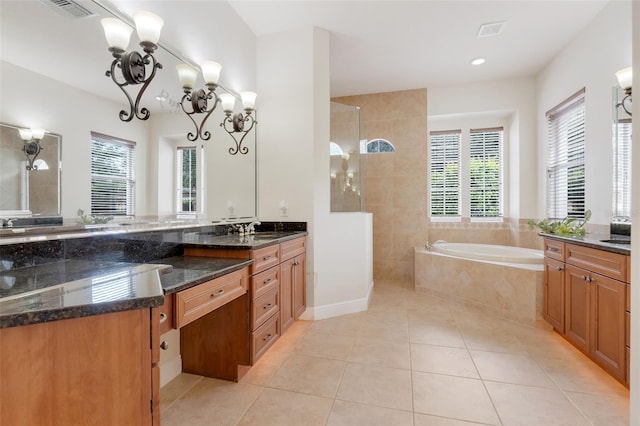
[101,12,163,122]
[19,128,46,170]
[201,61,222,85]
[177,64,197,90]
[616,67,633,116]
[220,93,236,113]
[240,91,257,110]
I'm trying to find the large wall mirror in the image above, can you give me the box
[613,86,632,222]
[1,0,257,224]
[0,123,61,217]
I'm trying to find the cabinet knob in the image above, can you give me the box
[293,261,299,266]
[159,312,168,323]
[556,266,563,271]
[160,341,169,350]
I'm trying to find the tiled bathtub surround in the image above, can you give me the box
[414,247,544,325]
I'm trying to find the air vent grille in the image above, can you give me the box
[40,0,97,18]
[477,21,505,38]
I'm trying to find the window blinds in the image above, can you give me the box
[177,146,198,213]
[613,118,632,219]
[546,89,586,219]
[469,128,503,217]
[429,130,461,217]
[90,132,135,216]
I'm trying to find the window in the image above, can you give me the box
[90,132,135,216]
[177,146,199,214]
[613,118,632,219]
[469,128,502,218]
[360,138,396,153]
[429,130,461,217]
[546,89,585,219]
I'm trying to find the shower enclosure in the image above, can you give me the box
[330,102,364,212]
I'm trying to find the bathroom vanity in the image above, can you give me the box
[542,234,630,385]
[0,221,307,425]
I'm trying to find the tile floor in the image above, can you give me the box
[160,282,630,426]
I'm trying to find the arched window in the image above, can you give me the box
[329,141,345,156]
[360,138,396,154]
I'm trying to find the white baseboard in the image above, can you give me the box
[301,280,375,321]
[160,356,182,388]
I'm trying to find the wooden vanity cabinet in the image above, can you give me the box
[0,308,158,425]
[543,257,565,332]
[542,238,629,385]
[185,235,307,364]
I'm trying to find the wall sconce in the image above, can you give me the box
[615,67,632,116]
[101,11,164,122]
[177,61,222,141]
[19,128,45,170]
[220,91,257,155]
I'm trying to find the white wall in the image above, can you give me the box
[428,77,538,219]
[0,61,149,219]
[536,0,632,225]
[257,27,373,318]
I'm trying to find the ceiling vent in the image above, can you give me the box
[477,21,505,38]
[39,0,97,19]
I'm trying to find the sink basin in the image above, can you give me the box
[599,239,631,245]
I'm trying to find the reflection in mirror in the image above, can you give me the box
[612,87,632,221]
[0,123,61,217]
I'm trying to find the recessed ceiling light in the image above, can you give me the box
[471,58,486,66]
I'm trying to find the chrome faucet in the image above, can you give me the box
[246,221,261,234]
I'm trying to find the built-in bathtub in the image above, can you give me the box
[414,242,544,325]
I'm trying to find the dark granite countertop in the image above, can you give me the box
[151,256,253,294]
[0,262,168,329]
[540,233,631,255]
[0,228,306,328]
[177,230,307,250]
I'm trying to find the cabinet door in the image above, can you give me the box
[293,254,306,319]
[280,257,295,333]
[544,258,565,332]
[590,272,626,381]
[564,265,590,353]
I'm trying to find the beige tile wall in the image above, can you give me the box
[332,90,555,286]
[333,90,428,286]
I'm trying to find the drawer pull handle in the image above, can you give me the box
[263,333,273,342]
[264,303,273,309]
[160,341,169,350]
[211,289,225,297]
[263,255,272,261]
[159,312,168,323]
[264,278,272,284]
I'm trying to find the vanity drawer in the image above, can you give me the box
[252,244,280,275]
[566,243,627,282]
[252,267,279,299]
[252,285,279,329]
[175,267,248,328]
[544,239,565,261]
[281,237,306,261]
[251,311,280,364]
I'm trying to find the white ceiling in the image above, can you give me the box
[1,0,610,106]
